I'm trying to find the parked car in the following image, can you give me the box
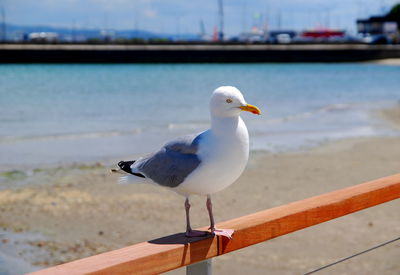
[358,33,390,44]
[268,31,297,44]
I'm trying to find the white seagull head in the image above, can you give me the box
[210,86,261,118]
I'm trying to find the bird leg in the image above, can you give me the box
[206,195,234,239]
[184,198,208,237]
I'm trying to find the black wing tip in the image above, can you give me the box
[118,160,134,167]
[117,160,146,178]
[118,160,135,173]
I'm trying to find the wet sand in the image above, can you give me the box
[0,105,399,274]
[379,102,400,129]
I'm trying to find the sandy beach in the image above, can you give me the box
[1,105,399,274]
[370,58,400,66]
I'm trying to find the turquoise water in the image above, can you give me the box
[1,63,400,169]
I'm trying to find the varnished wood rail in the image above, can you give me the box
[29,173,400,275]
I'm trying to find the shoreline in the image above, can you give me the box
[0,104,399,274]
[1,100,399,174]
[378,101,400,129]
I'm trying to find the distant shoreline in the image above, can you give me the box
[1,43,400,63]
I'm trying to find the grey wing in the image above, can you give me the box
[134,133,204,188]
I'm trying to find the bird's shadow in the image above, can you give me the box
[148,232,213,245]
[148,232,215,266]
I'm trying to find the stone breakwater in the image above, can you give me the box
[1,44,400,63]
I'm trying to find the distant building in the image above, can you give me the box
[28,32,59,42]
[357,16,398,35]
[356,16,398,43]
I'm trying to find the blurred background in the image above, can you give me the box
[0,1,400,275]
[0,0,400,44]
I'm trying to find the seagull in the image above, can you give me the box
[112,86,261,239]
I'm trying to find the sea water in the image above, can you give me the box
[0,63,399,169]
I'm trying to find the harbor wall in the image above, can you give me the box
[1,44,400,63]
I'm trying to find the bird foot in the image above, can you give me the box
[185,230,209,238]
[210,228,234,239]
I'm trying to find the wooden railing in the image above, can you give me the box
[29,173,400,275]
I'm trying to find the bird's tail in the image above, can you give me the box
[111,160,147,185]
[117,174,147,185]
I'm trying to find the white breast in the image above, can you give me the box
[175,116,249,196]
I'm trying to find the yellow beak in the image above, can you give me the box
[239,104,261,115]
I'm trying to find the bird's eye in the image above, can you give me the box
[226,99,233,103]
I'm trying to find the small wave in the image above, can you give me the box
[261,111,316,126]
[0,129,142,144]
[261,103,357,126]
[318,103,353,112]
[167,121,208,130]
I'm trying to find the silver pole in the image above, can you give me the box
[186,259,212,275]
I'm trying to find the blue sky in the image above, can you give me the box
[2,0,399,35]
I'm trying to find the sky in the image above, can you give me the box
[1,0,399,35]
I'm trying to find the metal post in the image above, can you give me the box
[217,0,224,41]
[186,259,212,275]
[1,7,6,42]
